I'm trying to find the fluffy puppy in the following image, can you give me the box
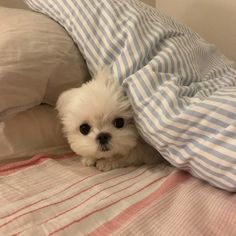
[56,69,163,171]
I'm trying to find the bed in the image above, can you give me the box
[0,0,236,235]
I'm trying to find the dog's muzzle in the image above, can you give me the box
[97,132,111,151]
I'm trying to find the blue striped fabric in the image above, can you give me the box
[24,0,236,191]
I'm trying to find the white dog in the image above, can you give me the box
[56,68,163,171]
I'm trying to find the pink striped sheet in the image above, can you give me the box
[49,173,173,236]
[17,167,171,235]
[0,154,173,235]
[0,153,74,176]
[2,166,145,229]
[116,178,236,236]
[89,171,190,236]
[0,154,235,236]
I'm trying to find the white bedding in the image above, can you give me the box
[0,105,70,163]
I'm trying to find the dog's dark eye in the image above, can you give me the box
[79,123,91,135]
[113,117,125,129]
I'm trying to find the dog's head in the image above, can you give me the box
[56,68,138,160]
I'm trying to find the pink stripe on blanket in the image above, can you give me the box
[43,167,147,224]
[0,153,75,176]
[49,170,188,235]
[0,172,98,220]
[89,171,190,236]
[0,167,141,229]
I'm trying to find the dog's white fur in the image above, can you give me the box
[56,68,163,171]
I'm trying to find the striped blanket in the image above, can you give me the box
[0,154,236,235]
[24,0,236,191]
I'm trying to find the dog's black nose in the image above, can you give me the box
[97,132,111,145]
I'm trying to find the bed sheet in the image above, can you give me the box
[0,154,235,235]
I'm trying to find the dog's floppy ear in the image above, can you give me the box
[56,88,78,118]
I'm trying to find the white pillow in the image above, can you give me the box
[0,105,71,163]
[0,7,89,120]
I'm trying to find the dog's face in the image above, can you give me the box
[57,69,138,160]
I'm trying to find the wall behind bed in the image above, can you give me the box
[156,0,236,62]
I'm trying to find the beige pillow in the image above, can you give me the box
[0,105,71,164]
[0,7,89,120]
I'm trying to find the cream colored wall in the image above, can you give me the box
[142,0,155,6]
[156,0,236,61]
